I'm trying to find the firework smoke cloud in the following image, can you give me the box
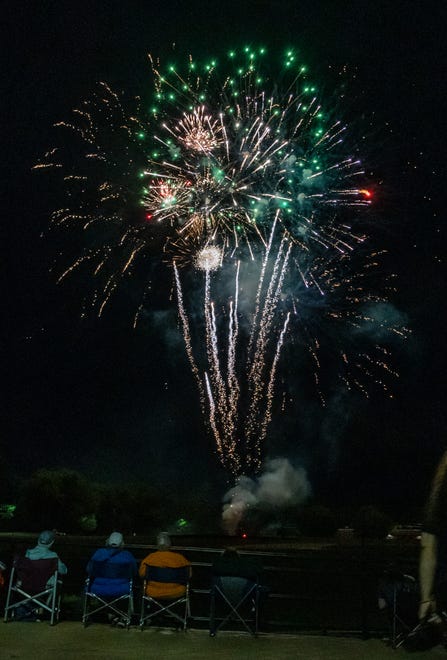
[222,458,312,535]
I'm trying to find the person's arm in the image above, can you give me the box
[86,549,99,574]
[57,556,68,575]
[138,558,147,578]
[419,532,437,619]
[129,554,138,575]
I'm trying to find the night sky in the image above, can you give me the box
[3,1,446,514]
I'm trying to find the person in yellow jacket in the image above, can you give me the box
[139,532,191,598]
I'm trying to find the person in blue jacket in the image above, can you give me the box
[86,532,137,598]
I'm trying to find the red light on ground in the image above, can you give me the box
[360,189,372,198]
[241,533,247,539]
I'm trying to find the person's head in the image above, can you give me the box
[106,532,124,549]
[221,547,239,560]
[38,530,55,548]
[156,532,171,550]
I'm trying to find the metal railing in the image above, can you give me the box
[0,534,419,635]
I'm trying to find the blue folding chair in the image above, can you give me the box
[82,560,135,628]
[4,556,61,625]
[139,565,191,631]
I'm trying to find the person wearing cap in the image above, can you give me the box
[139,532,191,599]
[86,532,137,599]
[25,530,68,584]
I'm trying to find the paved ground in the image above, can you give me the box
[1,622,445,659]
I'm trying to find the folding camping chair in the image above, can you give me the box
[82,560,135,628]
[378,569,419,648]
[209,574,261,637]
[4,556,61,625]
[139,565,191,631]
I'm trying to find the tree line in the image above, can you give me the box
[0,467,417,539]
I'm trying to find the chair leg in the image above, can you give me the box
[209,589,216,636]
[49,581,57,626]
[139,595,145,629]
[254,589,260,636]
[4,569,15,622]
[125,595,133,629]
[82,592,90,627]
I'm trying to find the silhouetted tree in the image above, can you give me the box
[298,504,339,537]
[95,482,164,534]
[352,505,392,539]
[14,468,98,532]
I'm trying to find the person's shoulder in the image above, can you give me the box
[172,551,190,565]
[145,550,157,559]
[140,550,157,564]
[26,545,39,554]
[121,550,137,561]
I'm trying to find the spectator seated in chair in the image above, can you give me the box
[25,530,67,588]
[84,532,137,627]
[213,547,262,583]
[139,532,191,600]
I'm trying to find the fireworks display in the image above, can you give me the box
[34,46,408,478]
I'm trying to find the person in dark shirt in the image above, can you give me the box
[211,547,267,631]
[212,547,262,581]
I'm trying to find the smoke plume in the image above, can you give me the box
[222,457,311,534]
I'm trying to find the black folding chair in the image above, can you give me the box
[209,575,261,637]
[378,570,419,648]
[4,556,61,625]
[139,565,191,631]
[82,560,135,628]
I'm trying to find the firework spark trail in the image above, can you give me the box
[173,263,205,408]
[204,372,228,472]
[248,233,290,383]
[248,212,279,356]
[204,268,241,474]
[204,273,227,415]
[259,311,291,463]
[226,261,241,448]
[244,237,292,464]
